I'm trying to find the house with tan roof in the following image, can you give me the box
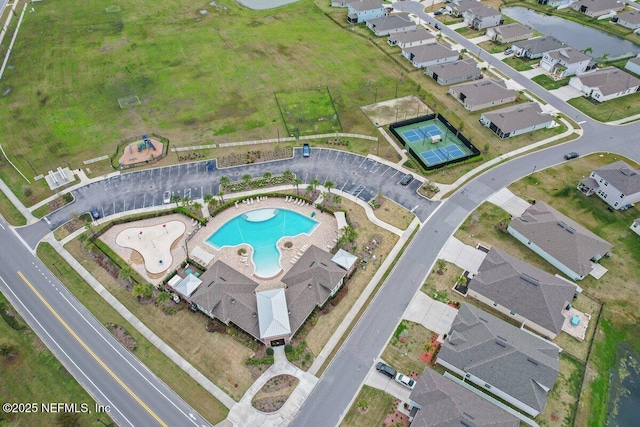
[577,160,640,210]
[486,23,533,44]
[539,47,593,77]
[388,28,435,49]
[612,10,640,30]
[408,367,520,427]
[569,67,640,102]
[508,201,613,280]
[479,102,554,139]
[401,43,460,69]
[436,303,561,417]
[570,0,624,17]
[448,78,517,111]
[425,58,482,86]
[366,13,415,36]
[467,247,577,339]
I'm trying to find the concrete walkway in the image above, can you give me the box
[227,347,318,427]
[403,291,457,336]
[0,177,37,224]
[377,127,409,165]
[486,188,530,217]
[438,236,486,275]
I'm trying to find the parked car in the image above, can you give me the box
[303,143,311,157]
[90,208,100,220]
[400,174,414,186]
[163,190,172,204]
[395,373,416,390]
[504,47,514,56]
[564,152,579,160]
[376,362,397,379]
[434,10,443,15]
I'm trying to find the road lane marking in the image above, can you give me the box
[17,271,167,427]
[0,222,5,230]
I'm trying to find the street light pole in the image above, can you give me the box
[530,165,537,177]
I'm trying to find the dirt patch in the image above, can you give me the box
[217,148,291,168]
[360,95,432,127]
[118,139,164,166]
[384,399,410,427]
[105,323,137,351]
[251,374,299,413]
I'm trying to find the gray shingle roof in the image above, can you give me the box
[593,160,640,194]
[282,245,346,335]
[367,13,414,32]
[547,47,591,64]
[404,43,458,64]
[616,10,640,25]
[469,247,576,335]
[409,368,520,427]
[347,0,383,11]
[191,260,260,338]
[481,102,552,134]
[572,0,622,13]
[575,66,640,96]
[388,27,434,44]
[426,58,481,81]
[453,0,481,13]
[449,78,516,108]
[467,4,501,18]
[509,201,613,278]
[492,23,532,40]
[512,36,565,56]
[438,304,560,414]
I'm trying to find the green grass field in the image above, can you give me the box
[568,93,640,122]
[275,87,341,136]
[532,74,571,91]
[0,0,416,203]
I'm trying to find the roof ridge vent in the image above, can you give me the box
[520,273,539,286]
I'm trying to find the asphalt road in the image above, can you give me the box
[0,217,213,427]
[18,148,437,248]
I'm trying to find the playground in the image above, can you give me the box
[117,135,164,166]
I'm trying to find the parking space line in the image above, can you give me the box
[380,166,391,176]
[390,170,400,179]
[351,156,358,165]
[358,158,367,168]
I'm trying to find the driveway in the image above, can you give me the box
[486,187,530,217]
[550,84,584,101]
[438,236,487,275]
[364,363,412,402]
[403,291,457,336]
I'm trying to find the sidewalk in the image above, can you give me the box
[0,177,36,224]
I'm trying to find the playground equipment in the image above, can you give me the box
[137,135,157,152]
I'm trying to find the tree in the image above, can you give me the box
[325,180,335,194]
[293,178,303,195]
[263,172,272,183]
[119,266,134,284]
[332,194,342,206]
[322,191,330,202]
[170,194,181,205]
[132,283,154,300]
[306,184,314,194]
[283,170,294,183]
[436,259,447,274]
[218,190,225,203]
[343,225,358,243]
[203,193,213,205]
[242,174,252,188]
[155,291,170,306]
[219,175,230,190]
[310,178,320,192]
[84,219,95,237]
[182,196,192,207]
[192,201,203,214]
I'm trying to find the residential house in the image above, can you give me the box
[436,303,561,417]
[388,28,435,49]
[346,0,385,24]
[425,58,482,86]
[569,66,640,102]
[282,245,347,336]
[539,47,593,77]
[577,160,640,210]
[446,0,481,17]
[631,219,640,236]
[402,43,460,69]
[624,56,640,75]
[613,10,640,30]
[366,13,416,37]
[479,102,554,139]
[467,247,577,339]
[536,0,574,7]
[511,36,565,59]
[486,23,534,44]
[448,78,517,111]
[190,260,261,339]
[408,367,520,427]
[463,5,502,30]
[570,0,624,17]
[508,201,613,280]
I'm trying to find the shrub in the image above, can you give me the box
[266,347,274,356]
[284,344,293,353]
[0,302,25,330]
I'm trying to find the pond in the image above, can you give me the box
[502,7,640,59]
[606,343,640,427]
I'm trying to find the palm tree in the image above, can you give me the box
[219,176,230,190]
[242,174,252,189]
[119,266,133,284]
[182,196,192,207]
[332,194,342,206]
[306,184,314,195]
[263,172,272,183]
[170,194,181,205]
[218,190,225,204]
[343,225,358,243]
[203,193,214,206]
[310,178,320,192]
[325,180,335,194]
[155,291,170,306]
[192,201,203,214]
[293,178,303,195]
[283,170,294,183]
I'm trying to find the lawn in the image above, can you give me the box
[455,26,485,38]
[0,187,26,226]
[275,88,341,136]
[567,93,640,122]
[381,320,434,377]
[538,354,583,427]
[0,0,417,204]
[477,40,507,54]
[502,56,537,71]
[36,243,229,424]
[532,74,571,91]
[341,385,395,427]
[372,196,414,231]
[0,292,100,427]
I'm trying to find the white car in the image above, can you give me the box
[395,373,416,390]
[163,190,172,204]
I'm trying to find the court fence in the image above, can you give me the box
[389,114,480,171]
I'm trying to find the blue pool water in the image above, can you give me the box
[207,208,318,278]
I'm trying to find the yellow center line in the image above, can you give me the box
[18,271,167,427]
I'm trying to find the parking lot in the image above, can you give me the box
[46,148,438,231]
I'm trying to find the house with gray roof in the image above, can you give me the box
[570,0,624,17]
[569,67,640,102]
[366,13,415,36]
[282,245,347,335]
[577,160,640,210]
[540,47,593,77]
[448,78,517,111]
[486,23,533,44]
[436,303,561,417]
[508,201,613,280]
[511,36,565,60]
[631,218,640,237]
[625,56,640,76]
[425,58,482,86]
[446,0,481,17]
[408,367,520,427]
[467,247,577,339]
[401,43,460,69]
[612,10,640,30]
[190,260,260,339]
[479,102,554,139]
[463,4,502,30]
[346,0,385,24]
[388,28,435,49]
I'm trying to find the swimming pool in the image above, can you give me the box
[206,208,318,278]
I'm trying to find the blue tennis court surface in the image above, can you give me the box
[401,124,443,143]
[420,144,465,166]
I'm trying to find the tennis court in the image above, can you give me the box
[420,144,466,166]
[401,124,443,143]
